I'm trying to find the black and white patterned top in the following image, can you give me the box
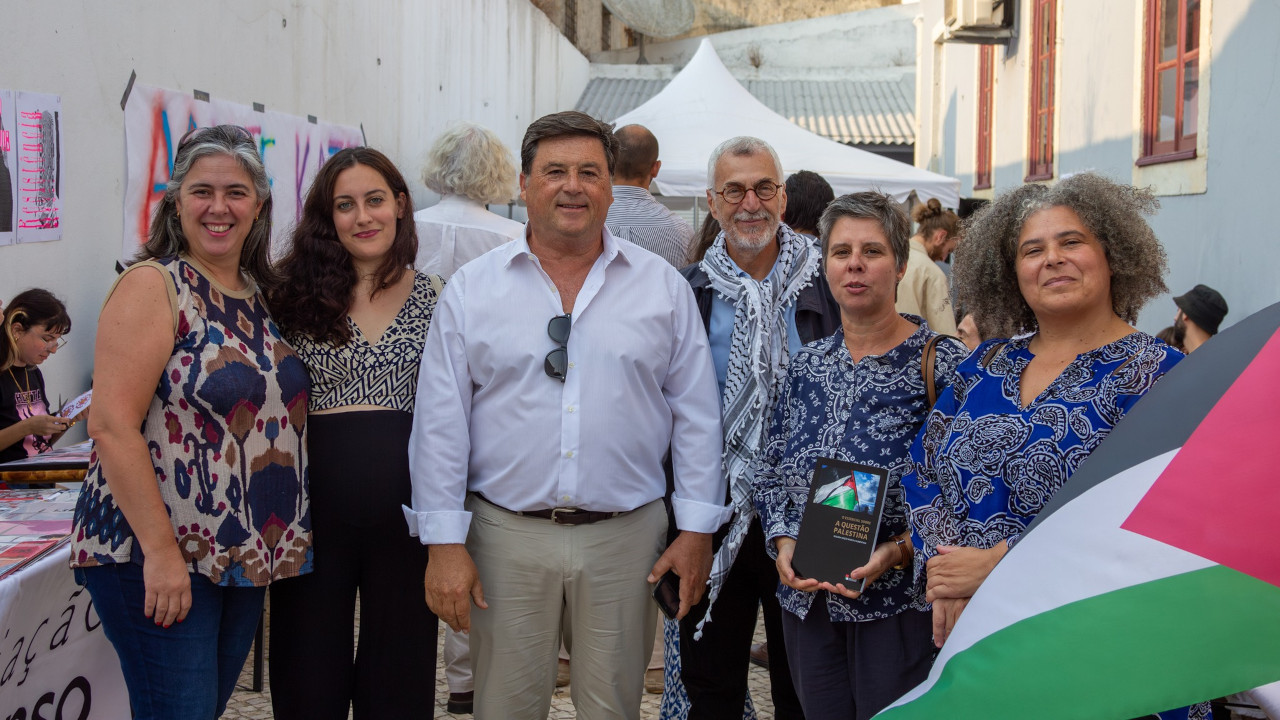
[288,272,443,413]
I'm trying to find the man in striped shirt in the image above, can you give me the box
[606,124,695,267]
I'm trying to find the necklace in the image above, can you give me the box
[7,366,30,395]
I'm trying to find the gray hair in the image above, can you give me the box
[139,125,277,287]
[422,123,519,206]
[818,192,911,272]
[706,136,783,189]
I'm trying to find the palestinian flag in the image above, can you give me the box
[877,303,1280,719]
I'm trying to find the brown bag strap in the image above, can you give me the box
[921,334,956,409]
[980,340,1007,369]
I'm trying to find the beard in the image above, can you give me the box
[723,209,778,253]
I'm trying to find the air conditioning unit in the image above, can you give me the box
[941,0,1014,44]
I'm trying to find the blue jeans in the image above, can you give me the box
[76,563,265,720]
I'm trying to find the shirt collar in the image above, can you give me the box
[611,184,656,201]
[501,225,633,269]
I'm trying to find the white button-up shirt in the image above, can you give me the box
[404,228,729,545]
[413,195,525,279]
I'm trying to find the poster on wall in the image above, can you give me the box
[0,90,15,246]
[14,92,60,244]
[122,83,364,262]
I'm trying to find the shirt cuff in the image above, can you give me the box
[401,505,473,545]
[670,496,733,534]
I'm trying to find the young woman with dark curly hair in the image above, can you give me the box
[903,173,1208,720]
[267,147,444,719]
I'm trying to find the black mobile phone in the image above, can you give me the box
[652,570,681,620]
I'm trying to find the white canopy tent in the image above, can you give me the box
[612,39,960,207]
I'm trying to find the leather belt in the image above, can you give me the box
[477,494,626,526]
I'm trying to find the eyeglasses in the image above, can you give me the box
[41,334,66,351]
[713,180,780,204]
[544,314,571,382]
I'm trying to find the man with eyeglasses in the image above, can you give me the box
[676,137,840,720]
[405,110,727,720]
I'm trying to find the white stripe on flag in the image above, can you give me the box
[891,448,1216,709]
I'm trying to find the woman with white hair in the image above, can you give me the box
[413,122,524,278]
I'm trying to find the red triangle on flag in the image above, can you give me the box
[1123,329,1280,590]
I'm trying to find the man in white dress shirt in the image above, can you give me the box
[406,111,728,720]
[413,122,525,278]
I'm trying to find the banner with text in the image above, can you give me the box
[122,83,363,261]
[0,547,129,718]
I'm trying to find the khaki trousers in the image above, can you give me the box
[466,494,666,720]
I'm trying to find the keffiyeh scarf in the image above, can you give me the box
[695,224,820,637]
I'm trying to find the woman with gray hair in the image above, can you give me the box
[904,173,1205,719]
[413,122,524,278]
[752,192,968,719]
[70,125,311,719]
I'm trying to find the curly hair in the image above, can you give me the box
[953,172,1168,338]
[269,147,417,345]
[422,123,519,206]
[139,125,278,288]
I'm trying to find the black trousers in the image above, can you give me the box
[269,411,438,720]
[782,599,934,720]
[679,517,804,720]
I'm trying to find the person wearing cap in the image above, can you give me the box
[1173,284,1228,352]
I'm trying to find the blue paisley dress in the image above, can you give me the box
[904,332,1210,720]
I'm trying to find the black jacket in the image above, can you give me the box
[679,261,842,344]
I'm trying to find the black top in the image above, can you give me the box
[0,365,52,464]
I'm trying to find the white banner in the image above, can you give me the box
[122,83,363,262]
[0,547,129,719]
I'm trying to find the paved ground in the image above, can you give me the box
[222,599,776,719]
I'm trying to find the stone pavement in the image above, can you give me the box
[222,602,777,719]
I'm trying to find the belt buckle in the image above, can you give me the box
[550,507,574,524]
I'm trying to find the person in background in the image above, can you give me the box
[781,170,834,245]
[407,111,727,720]
[1172,284,1228,353]
[688,215,722,265]
[70,125,311,720]
[754,192,967,720]
[268,147,442,719]
[1154,325,1184,352]
[0,289,74,464]
[413,122,524,279]
[904,173,1208,720]
[607,124,695,268]
[896,198,960,335]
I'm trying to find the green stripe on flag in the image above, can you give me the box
[878,566,1280,719]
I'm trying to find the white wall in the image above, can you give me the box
[0,0,588,416]
[916,0,1280,332]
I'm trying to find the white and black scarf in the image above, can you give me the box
[696,223,820,637]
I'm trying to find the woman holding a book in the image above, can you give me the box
[751,192,968,720]
[0,288,75,464]
[903,174,1205,720]
[267,147,443,719]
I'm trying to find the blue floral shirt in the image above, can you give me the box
[905,332,1182,563]
[904,332,1200,720]
[752,317,968,622]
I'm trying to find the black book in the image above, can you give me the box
[791,457,890,592]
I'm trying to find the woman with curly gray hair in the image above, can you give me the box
[900,171,1205,720]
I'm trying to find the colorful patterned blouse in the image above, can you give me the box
[752,318,968,622]
[286,272,442,412]
[71,256,312,587]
